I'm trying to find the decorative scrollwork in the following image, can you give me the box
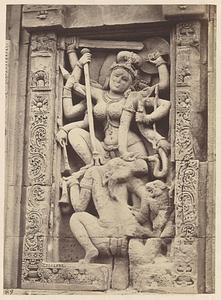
[175,161,199,241]
[30,125,47,150]
[31,94,48,112]
[177,23,200,48]
[175,91,194,160]
[28,153,46,180]
[32,185,45,202]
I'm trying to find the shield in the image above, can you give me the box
[139,37,170,74]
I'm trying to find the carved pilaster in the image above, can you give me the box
[173,160,199,291]
[24,33,56,186]
[175,160,199,239]
[174,20,202,293]
[22,185,50,284]
[22,32,57,287]
[175,21,200,161]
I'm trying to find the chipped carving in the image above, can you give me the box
[177,23,200,48]
[31,33,56,53]
[30,70,50,91]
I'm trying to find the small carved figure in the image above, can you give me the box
[130,180,174,236]
[129,180,175,265]
[66,157,155,263]
[31,70,49,88]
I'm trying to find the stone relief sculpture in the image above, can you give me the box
[55,38,174,264]
[8,4,208,291]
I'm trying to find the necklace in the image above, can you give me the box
[104,91,124,103]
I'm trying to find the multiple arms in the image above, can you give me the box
[148,51,169,91]
[57,51,100,147]
[135,97,171,125]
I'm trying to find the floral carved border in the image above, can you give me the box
[174,21,201,292]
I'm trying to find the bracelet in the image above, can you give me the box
[76,61,83,69]
[60,127,68,134]
[156,137,166,146]
[145,115,153,124]
[69,179,80,187]
[63,86,72,91]
[156,58,167,67]
[73,82,80,90]
[62,95,72,99]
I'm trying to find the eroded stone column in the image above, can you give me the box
[174,21,203,293]
[21,32,57,287]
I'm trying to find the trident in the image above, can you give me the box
[80,48,103,166]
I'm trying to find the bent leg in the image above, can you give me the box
[68,128,92,164]
[68,128,105,165]
[70,212,110,262]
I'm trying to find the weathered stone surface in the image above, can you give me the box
[129,237,200,293]
[175,160,199,239]
[67,5,165,28]
[21,32,58,287]
[205,161,215,293]
[198,162,208,237]
[162,5,207,19]
[175,21,202,161]
[5,5,215,294]
[22,262,111,291]
[205,10,216,292]
[205,237,215,293]
[22,5,65,30]
[51,237,85,262]
[22,5,167,30]
[23,32,57,186]
[111,256,129,290]
[5,6,29,289]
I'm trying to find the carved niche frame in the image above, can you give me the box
[20,19,209,293]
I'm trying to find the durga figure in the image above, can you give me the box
[56,39,174,263]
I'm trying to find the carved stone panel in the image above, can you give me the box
[175,21,201,161]
[22,5,65,29]
[175,160,199,239]
[31,33,56,55]
[24,33,56,187]
[17,16,209,294]
[129,238,199,293]
[22,262,111,291]
[175,90,194,160]
[22,32,57,287]
[176,22,200,48]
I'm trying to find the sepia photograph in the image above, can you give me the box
[3,1,217,296]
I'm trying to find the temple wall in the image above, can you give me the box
[4,4,215,294]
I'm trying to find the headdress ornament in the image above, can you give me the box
[110,51,142,80]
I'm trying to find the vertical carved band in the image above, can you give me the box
[26,33,56,186]
[22,32,57,286]
[175,21,200,161]
[174,21,201,292]
[174,160,199,290]
[175,160,199,241]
